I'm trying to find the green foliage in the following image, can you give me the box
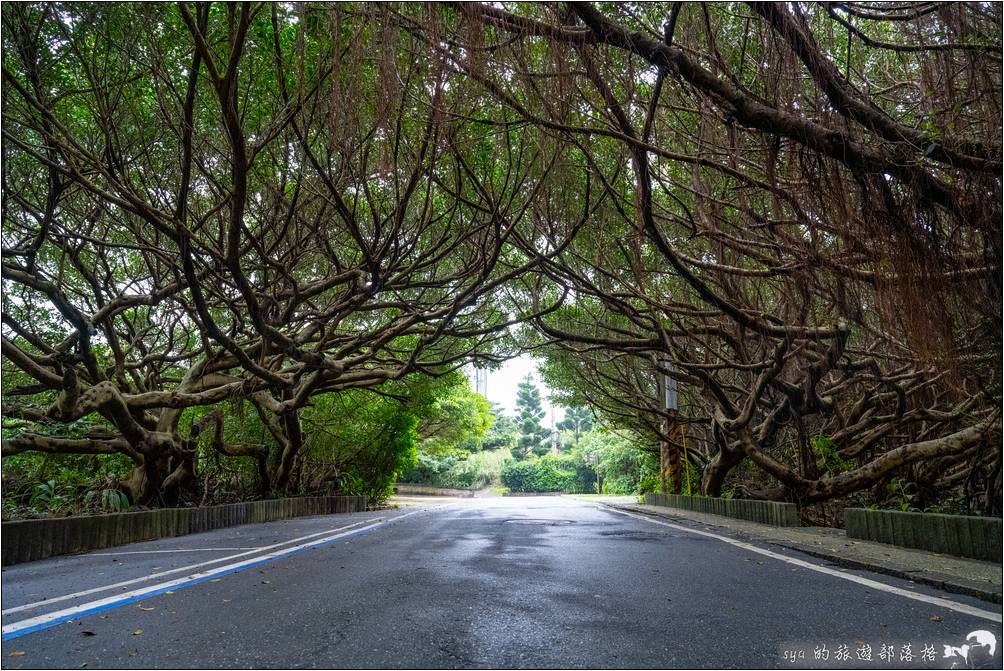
[214,371,478,503]
[3,452,136,518]
[446,449,512,489]
[575,429,658,495]
[480,404,518,451]
[404,453,464,486]
[500,454,589,493]
[514,374,550,459]
[417,377,493,455]
[638,475,661,495]
[810,435,851,474]
[884,478,921,513]
[30,480,66,511]
[558,406,593,448]
[301,395,420,502]
[84,489,130,512]
[402,447,512,489]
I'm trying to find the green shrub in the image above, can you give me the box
[500,455,583,493]
[402,453,461,485]
[402,448,511,489]
[638,475,661,495]
[811,435,851,473]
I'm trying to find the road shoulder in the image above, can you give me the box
[599,500,1003,605]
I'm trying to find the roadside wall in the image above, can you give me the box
[393,484,476,497]
[1,495,367,566]
[644,492,800,527]
[845,508,1002,562]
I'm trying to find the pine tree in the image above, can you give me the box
[514,374,549,459]
[558,406,593,447]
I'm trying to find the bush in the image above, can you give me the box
[401,448,511,489]
[500,455,584,493]
[401,453,461,485]
[441,449,511,489]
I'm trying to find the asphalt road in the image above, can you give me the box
[1,497,1000,669]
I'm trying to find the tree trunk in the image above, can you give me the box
[702,441,745,496]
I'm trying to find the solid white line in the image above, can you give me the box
[3,506,436,639]
[2,506,437,619]
[608,506,1002,623]
[88,548,260,555]
[1,519,386,638]
[1,519,375,616]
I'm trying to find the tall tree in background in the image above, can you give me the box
[481,403,518,452]
[514,375,549,460]
[558,407,593,448]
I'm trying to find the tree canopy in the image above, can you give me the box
[3,2,1000,514]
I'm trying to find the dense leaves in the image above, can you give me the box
[2,2,1000,514]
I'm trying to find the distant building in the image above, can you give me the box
[472,366,488,397]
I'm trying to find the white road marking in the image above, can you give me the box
[88,548,260,555]
[4,507,438,639]
[1,519,375,616]
[2,519,388,639]
[2,506,435,626]
[607,506,1002,623]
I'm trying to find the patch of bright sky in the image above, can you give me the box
[469,354,564,428]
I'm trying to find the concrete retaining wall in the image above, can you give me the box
[644,492,800,527]
[845,508,1002,561]
[1,495,367,566]
[502,492,562,497]
[393,484,476,497]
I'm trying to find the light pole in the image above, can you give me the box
[586,453,599,494]
[658,358,683,495]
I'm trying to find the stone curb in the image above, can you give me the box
[1,495,367,566]
[643,492,800,526]
[605,503,1003,606]
[846,507,1002,562]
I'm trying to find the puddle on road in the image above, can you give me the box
[503,519,575,526]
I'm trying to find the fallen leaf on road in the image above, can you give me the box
[209,578,223,583]
[164,591,174,595]
[261,580,271,585]
[133,629,142,636]
[137,606,155,611]
[222,599,232,603]
[930,615,943,622]
[9,651,26,657]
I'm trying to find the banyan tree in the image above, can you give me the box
[3,2,1001,513]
